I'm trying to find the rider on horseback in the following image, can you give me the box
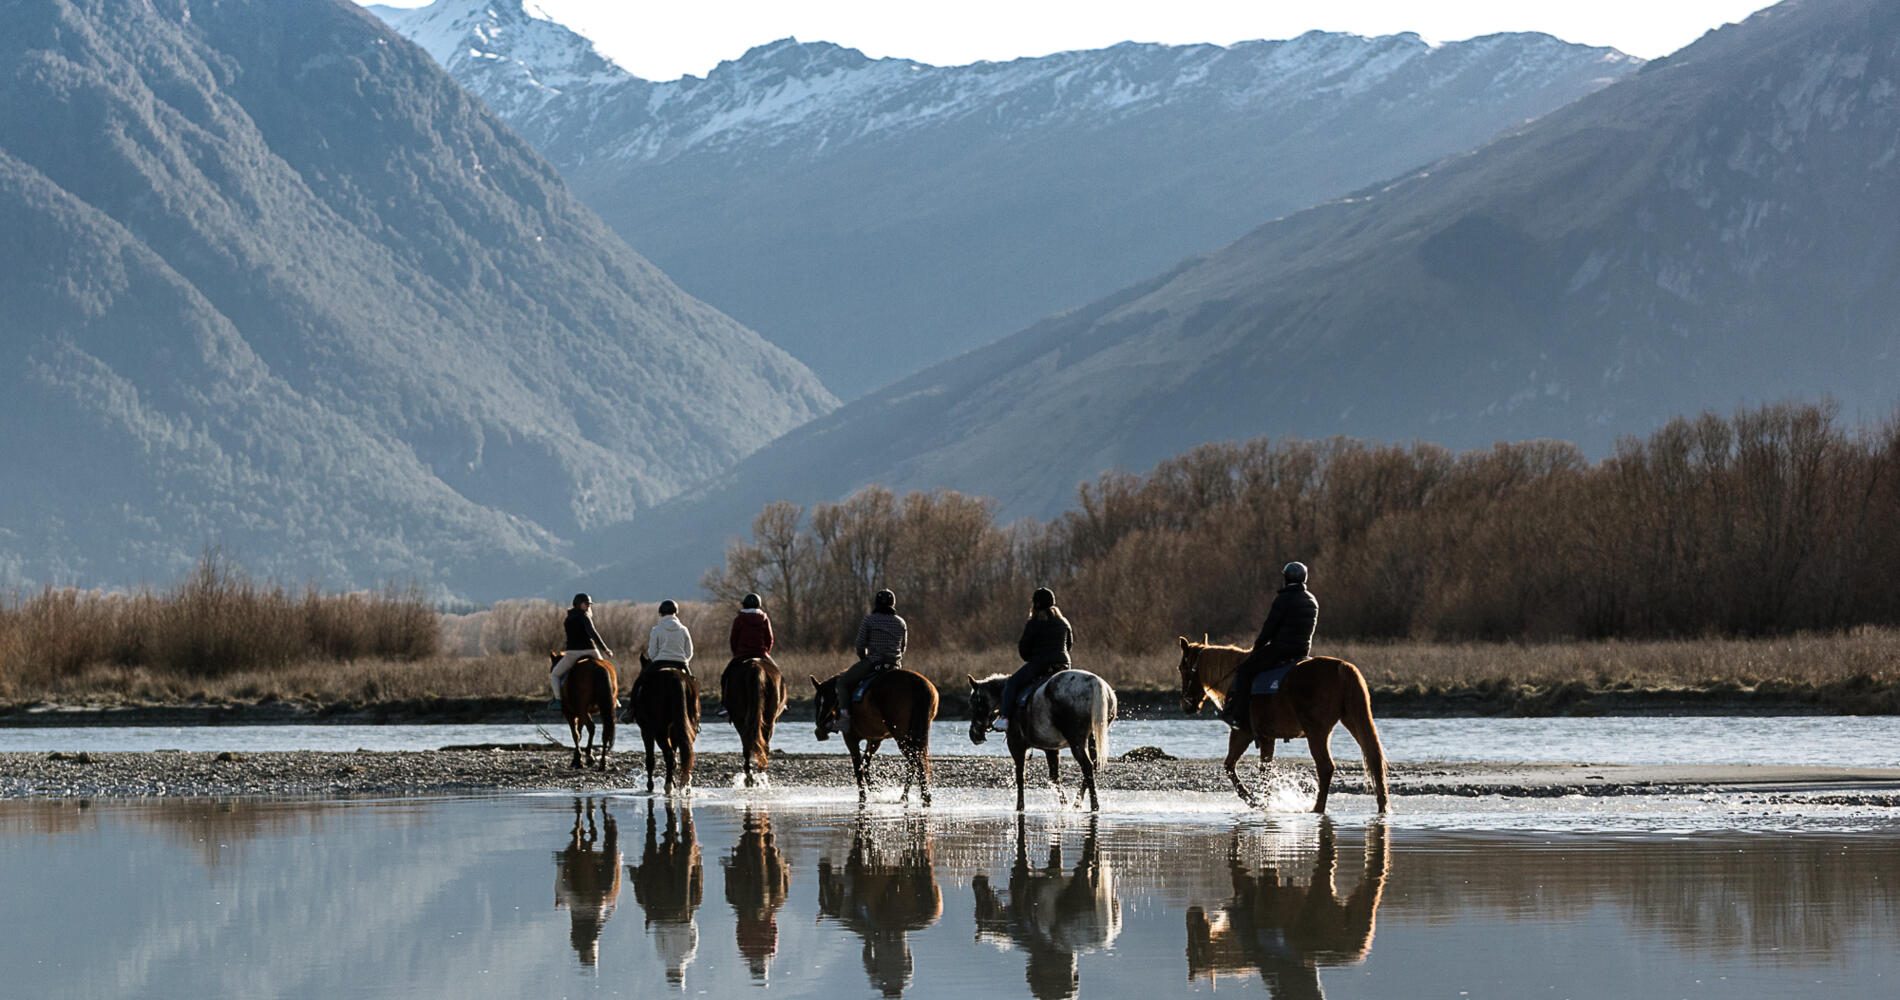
[992,587,1073,732]
[1221,562,1318,730]
[551,593,613,709]
[717,593,776,718]
[835,589,907,709]
[646,599,694,675]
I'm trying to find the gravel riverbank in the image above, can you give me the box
[6,748,1899,805]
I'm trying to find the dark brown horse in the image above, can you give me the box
[1187,820,1390,996]
[722,657,786,788]
[817,815,942,997]
[549,651,617,770]
[1177,637,1390,813]
[629,653,700,794]
[627,799,703,987]
[811,668,939,807]
[723,806,791,981]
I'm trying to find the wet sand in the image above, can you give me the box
[4,747,1898,804]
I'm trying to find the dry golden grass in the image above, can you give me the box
[9,630,1896,710]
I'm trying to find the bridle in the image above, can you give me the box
[1179,643,1209,714]
[967,686,996,744]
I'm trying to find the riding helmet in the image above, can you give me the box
[572,592,592,608]
[874,589,896,611]
[742,593,762,610]
[1283,561,1309,584]
[658,599,678,616]
[1032,587,1056,609]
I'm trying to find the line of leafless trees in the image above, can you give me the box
[703,403,1900,653]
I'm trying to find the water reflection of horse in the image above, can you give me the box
[812,669,939,806]
[552,797,621,968]
[722,807,791,981]
[816,817,943,997]
[973,817,1123,1000]
[547,651,617,770]
[627,800,703,987]
[630,654,700,794]
[1186,821,1390,998]
[1176,637,1390,813]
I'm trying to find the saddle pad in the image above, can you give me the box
[1250,661,1299,696]
[853,663,897,701]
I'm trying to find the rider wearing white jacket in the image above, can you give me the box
[647,600,694,673]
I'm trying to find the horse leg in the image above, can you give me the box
[569,716,585,769]
[1340,676,1391,813]
[847,737,868,806]
[916,742,932,808]
[1069,738,1098,813]
[1045,747,1067,808]
[1224,728,1259,808]
[679,738,695,793]
[600,704,615,772]
[1307,725,1336,814]
[642,734,656,794]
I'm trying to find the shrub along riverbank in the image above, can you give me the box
[5,628,1896,720]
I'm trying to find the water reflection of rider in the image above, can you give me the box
[1186,820,1389,999]
[816,816,942,998]
[553,798,622,968]
[973,816,1122,1000]
[722,807,791,981]
[627,799,703,987]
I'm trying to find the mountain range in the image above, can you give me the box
[0,0,832,597]
[596,0,1900,592]
[372,0,1640,396]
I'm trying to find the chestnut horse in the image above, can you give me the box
[1176,637,1389,813]
[629,654,700,794]
[549,651,618,770]
[811,669,938,806]
[722,657,787,788]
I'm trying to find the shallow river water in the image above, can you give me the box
[8,714,1900,767]
[3,791,1897,998]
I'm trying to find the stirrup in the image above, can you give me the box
[990,717,1009,733]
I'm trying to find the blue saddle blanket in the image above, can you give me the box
[1250,661,1299,696]
[852,662,897,702]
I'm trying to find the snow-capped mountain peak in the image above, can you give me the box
[370,0,630,116]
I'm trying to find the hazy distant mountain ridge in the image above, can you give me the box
[375,0,1640,396]
[0,0,833,595]
[594,0,1900,593]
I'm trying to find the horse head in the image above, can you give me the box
[809,675,840,741]
[965,674,1002,745]
[1177,636,1210,715]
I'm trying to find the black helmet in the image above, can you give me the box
[1283,561,1309,584]
[658,599,678,616]
[1032,587,1055,609]
[572,593,592,608]
[873,589,896,611]
[742,593,762,610]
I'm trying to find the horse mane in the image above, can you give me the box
[971,673,1009,686]
[1189,641,1249,655]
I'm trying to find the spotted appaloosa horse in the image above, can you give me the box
[549,651,617,770]
[1177,637,1390,813]
[811,668,938,806]
[966,670,1117,812]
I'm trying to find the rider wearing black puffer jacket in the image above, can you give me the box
[993,587,1073,732]
[1223,562,1318,729]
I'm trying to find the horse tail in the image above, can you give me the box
[1339,663,1389,812]
[1088,677,1115,766]
[745,664,772,770]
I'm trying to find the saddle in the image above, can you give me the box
[851,661,898,703]
[1248,657,1309,696]
[1015,665,1068,712]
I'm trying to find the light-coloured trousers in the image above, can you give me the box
[551,650,595,700]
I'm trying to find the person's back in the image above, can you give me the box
[648,600,695,673]
[836,590,907,707]
[730,601,775,661]
[1017,607,1073,668]
[1223,563,1318,729]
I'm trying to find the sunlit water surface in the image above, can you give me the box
[9,715,1900,767]
[3,792,1897,998]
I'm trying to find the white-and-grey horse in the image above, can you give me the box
[967,669,1117,811]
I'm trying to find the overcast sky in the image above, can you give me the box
[369,0,1783,81]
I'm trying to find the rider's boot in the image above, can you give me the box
[991,716,1009,733]
[716,703,728,717]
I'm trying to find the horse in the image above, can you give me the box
[722,656,786,788]
[723,807,791,981]
[548,651,617,770]
[966,669,1117,812]
[816,815,942,996]
[1176,636,1390,813]
[628,653,700,795]
[811,668,939,807]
